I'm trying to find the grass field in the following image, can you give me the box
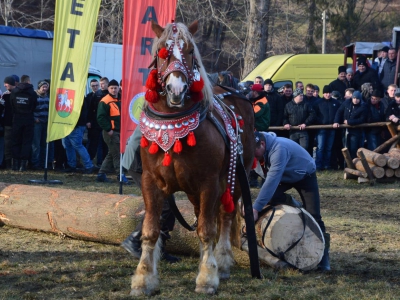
[0,169,399,299]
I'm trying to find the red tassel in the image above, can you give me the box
[140,135,149,148]
[221,188,234,213]
[187,131,196,146]
[149,142,159,154]
[231,119,236,130]
[163,152,172,166]
[173,139,182,154]
[145,89,159,103]
[190,77,204,93]
[158,47,169,59]
[145,69,158,90]
[252,157,258,169]
[190,91,203,103]
[239,119,244,128]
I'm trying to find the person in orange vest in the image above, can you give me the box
[247,83,270,132]
[96,79,129,184]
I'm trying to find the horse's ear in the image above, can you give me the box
[188,20,198,35]
[151,20,164,38]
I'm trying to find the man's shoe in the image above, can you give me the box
[317,232,331,271]
[82,167,94,174]
[63,166,77,173]
[161,249,181,263]
[121,233,142,259]
[96,173,110,182]
[19,160,28,172]
[118,174,131,185]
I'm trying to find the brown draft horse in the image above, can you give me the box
[130,21,255,296]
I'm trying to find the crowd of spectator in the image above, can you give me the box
[242,47,400,185]
[0,75,130,184]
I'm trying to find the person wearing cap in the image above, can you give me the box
[366,90,385,151]
[283,88,315,150]
[375,46,389,76]
[345,68,354,88]
[96,79,129,184]
[380,47,398,91]
[314,85,340,171]
[353,56,379,91]
[385,88,400,125]
[263,79,284,136]
[304,83,319,157]
[328,66,348,98]
[1,76,17,169]
[31,80,51,170]
[9,75,37,171]
[250,131,331,271]
[313,85,321,99]
[333,91,367,160]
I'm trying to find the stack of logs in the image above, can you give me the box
[343,147,400,184]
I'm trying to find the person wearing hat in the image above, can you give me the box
[353,56,379,91]
[9,75,37,171]
[333,91,367,160]
[313,85,321,99]
[249,131,331,271]
[314,85,340,171]
[366,89,385,150]
[328,66,348,98]
[375,46,389,76]
[263,79,284,137]
[283,88,316,150]
[96,79,129,184]
[380,47,398,91]
[386,88,400,125]
[345,68,354,89]
[1,76,17,169]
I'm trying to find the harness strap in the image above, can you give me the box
[167,196,197,231]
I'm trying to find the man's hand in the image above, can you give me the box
[86,122,91,129]
[253,209,259,222]
[299,124,306,130]
[284,124,291,130]
[107,130,114,136]
[333,123,340,128]
[344,120,348,125]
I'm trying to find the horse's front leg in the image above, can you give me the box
[130,177,164,297]
[194,188,220,295]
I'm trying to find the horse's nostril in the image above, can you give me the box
[166,84,172,92]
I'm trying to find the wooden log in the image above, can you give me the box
[342,148,356,169]
[344,168,367,178]
[357,148,386,167]
[358,177,370,183]
[387,123,398,138]
[383,153,400,169]
[344,173,357,180]
[358,177,398,184]
[374,134,400,153]
[353,158,384,179]
[255,205,324,271]
[388,148,400,159]
[385,168,395,178]
[395,168,400,178]
[0,182,201,255]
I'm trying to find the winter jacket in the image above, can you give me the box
[265,90,284,126]
[328,78,347,98]
[97,93,121,132]
[353,68,380,91]
[385,101,400,125]
[334,99,367,135]
[250,93,270,132]
[367,100,385,134]
[0,92,13,126]
[314,97,340,125]
[34,91,50,123]
[380,59,397,90]
[10,83,37,116]
[283,100,315,127]
[381,95,394,111]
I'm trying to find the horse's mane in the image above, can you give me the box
[152,22,214,109]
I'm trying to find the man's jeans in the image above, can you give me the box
[289,130,309,150]
[62,126,93,169]
[32,121,54,167]
[316,129,335,170]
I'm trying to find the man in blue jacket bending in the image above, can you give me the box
[251,131,330,271]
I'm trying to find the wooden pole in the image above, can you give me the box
[374,134,400,153]
[357,148,386,167]
[268,122,391,131]
[344,168,367,178]
[387,123,398,138]
[342,148,356,169]
[344,173,357,180]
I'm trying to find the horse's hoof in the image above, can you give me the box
[195,285,217,295]
[130,287,159,297]
[219,271,230,280]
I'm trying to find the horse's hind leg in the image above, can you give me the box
[215,206,235,279]
[195,192,220,294]
[130,184,164,296]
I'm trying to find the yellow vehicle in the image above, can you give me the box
[242,54,351,90]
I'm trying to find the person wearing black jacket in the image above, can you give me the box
[353,57,380,91]
[328,66,348,98]
[1,76,16,169]
[10,75,37,171]
[366,90,385,151]
[264,79,284,128]
[386,89,400,125]
[314,85,340,170]
[283,88,316,149]
[62,95,94,174]
[333,91,368,160]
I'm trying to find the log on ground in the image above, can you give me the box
[385,168,395,178]
[383,153,400,169]
[353,158,385,179]
[344,168,367,178]
[357,148,386,167]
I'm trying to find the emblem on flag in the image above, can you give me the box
[55,88,75,118]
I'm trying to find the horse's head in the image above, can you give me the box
[151,21,200,108]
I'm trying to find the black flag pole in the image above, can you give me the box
[28,143,63,185]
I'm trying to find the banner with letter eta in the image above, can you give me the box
[121,0,177,153]
[47,0,101,142]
